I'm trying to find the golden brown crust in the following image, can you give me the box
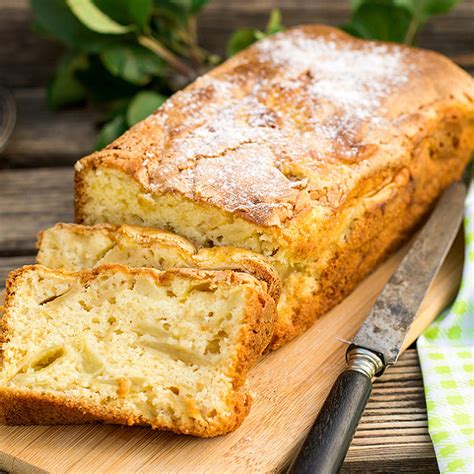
[37,223,281,302]
[268,122,470,348]
[0,264,274,436]
[0,387,251,437]
[75,24,474,227]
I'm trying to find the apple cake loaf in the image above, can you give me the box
[75,25,474,348]
[0,265,275,436]
[37,223,280,302]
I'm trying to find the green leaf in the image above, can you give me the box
[93,0,130,24]
[30,0,120,51]
[340,22,366,38]
[266,9,284,35]
[66,0,133,34]
[126,91,167,126]
[100,44,165,85]
[226,29,259,56]
[95,0,153,29]
[421,0,459,15]
[75,56,140,102]
[162,0,207,15]
[190,0,210,14]
[348,2,412,42]
[154,0,190,25]
[127,0,153,28]
[96,113,129,149]
[48,52,88,109]
[226,10,284,57]
[396,0,459,18]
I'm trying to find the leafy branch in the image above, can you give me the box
[31,0,218,147]
[31,0,459,149]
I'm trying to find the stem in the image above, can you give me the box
[187,17,204,65]
[138,35,195,79]
[403,17,419,45]
[403,2,423,45]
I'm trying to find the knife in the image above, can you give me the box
[288,177,468,474]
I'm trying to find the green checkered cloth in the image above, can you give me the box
[418,176,474,474]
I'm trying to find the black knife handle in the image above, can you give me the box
[288,369,372,474]
[288,347,385,474]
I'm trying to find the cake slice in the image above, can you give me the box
[37,223,280,302]
[0,264,275,436]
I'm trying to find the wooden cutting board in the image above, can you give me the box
[0,233,464,474]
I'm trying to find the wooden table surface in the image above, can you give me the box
[1,0,473,472]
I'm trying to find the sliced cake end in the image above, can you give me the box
[0,264,275,436]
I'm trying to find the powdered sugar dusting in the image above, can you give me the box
[255,29,412,158]
[142,27,416,223]
[256,29,409,119]
[193,145,297,223]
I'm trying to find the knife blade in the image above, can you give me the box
[353,180,467,366]
[288,178,468,474]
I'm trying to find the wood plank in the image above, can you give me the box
[1,89,99,168]
[0,0,63,89]
[0,256,34,287]
[0,167,73,254]
[1,0,473,89]
[342,445,438,473]
[343,349,439,472]
[0,233,462,472]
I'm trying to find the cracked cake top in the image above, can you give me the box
[77,25,474,227]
